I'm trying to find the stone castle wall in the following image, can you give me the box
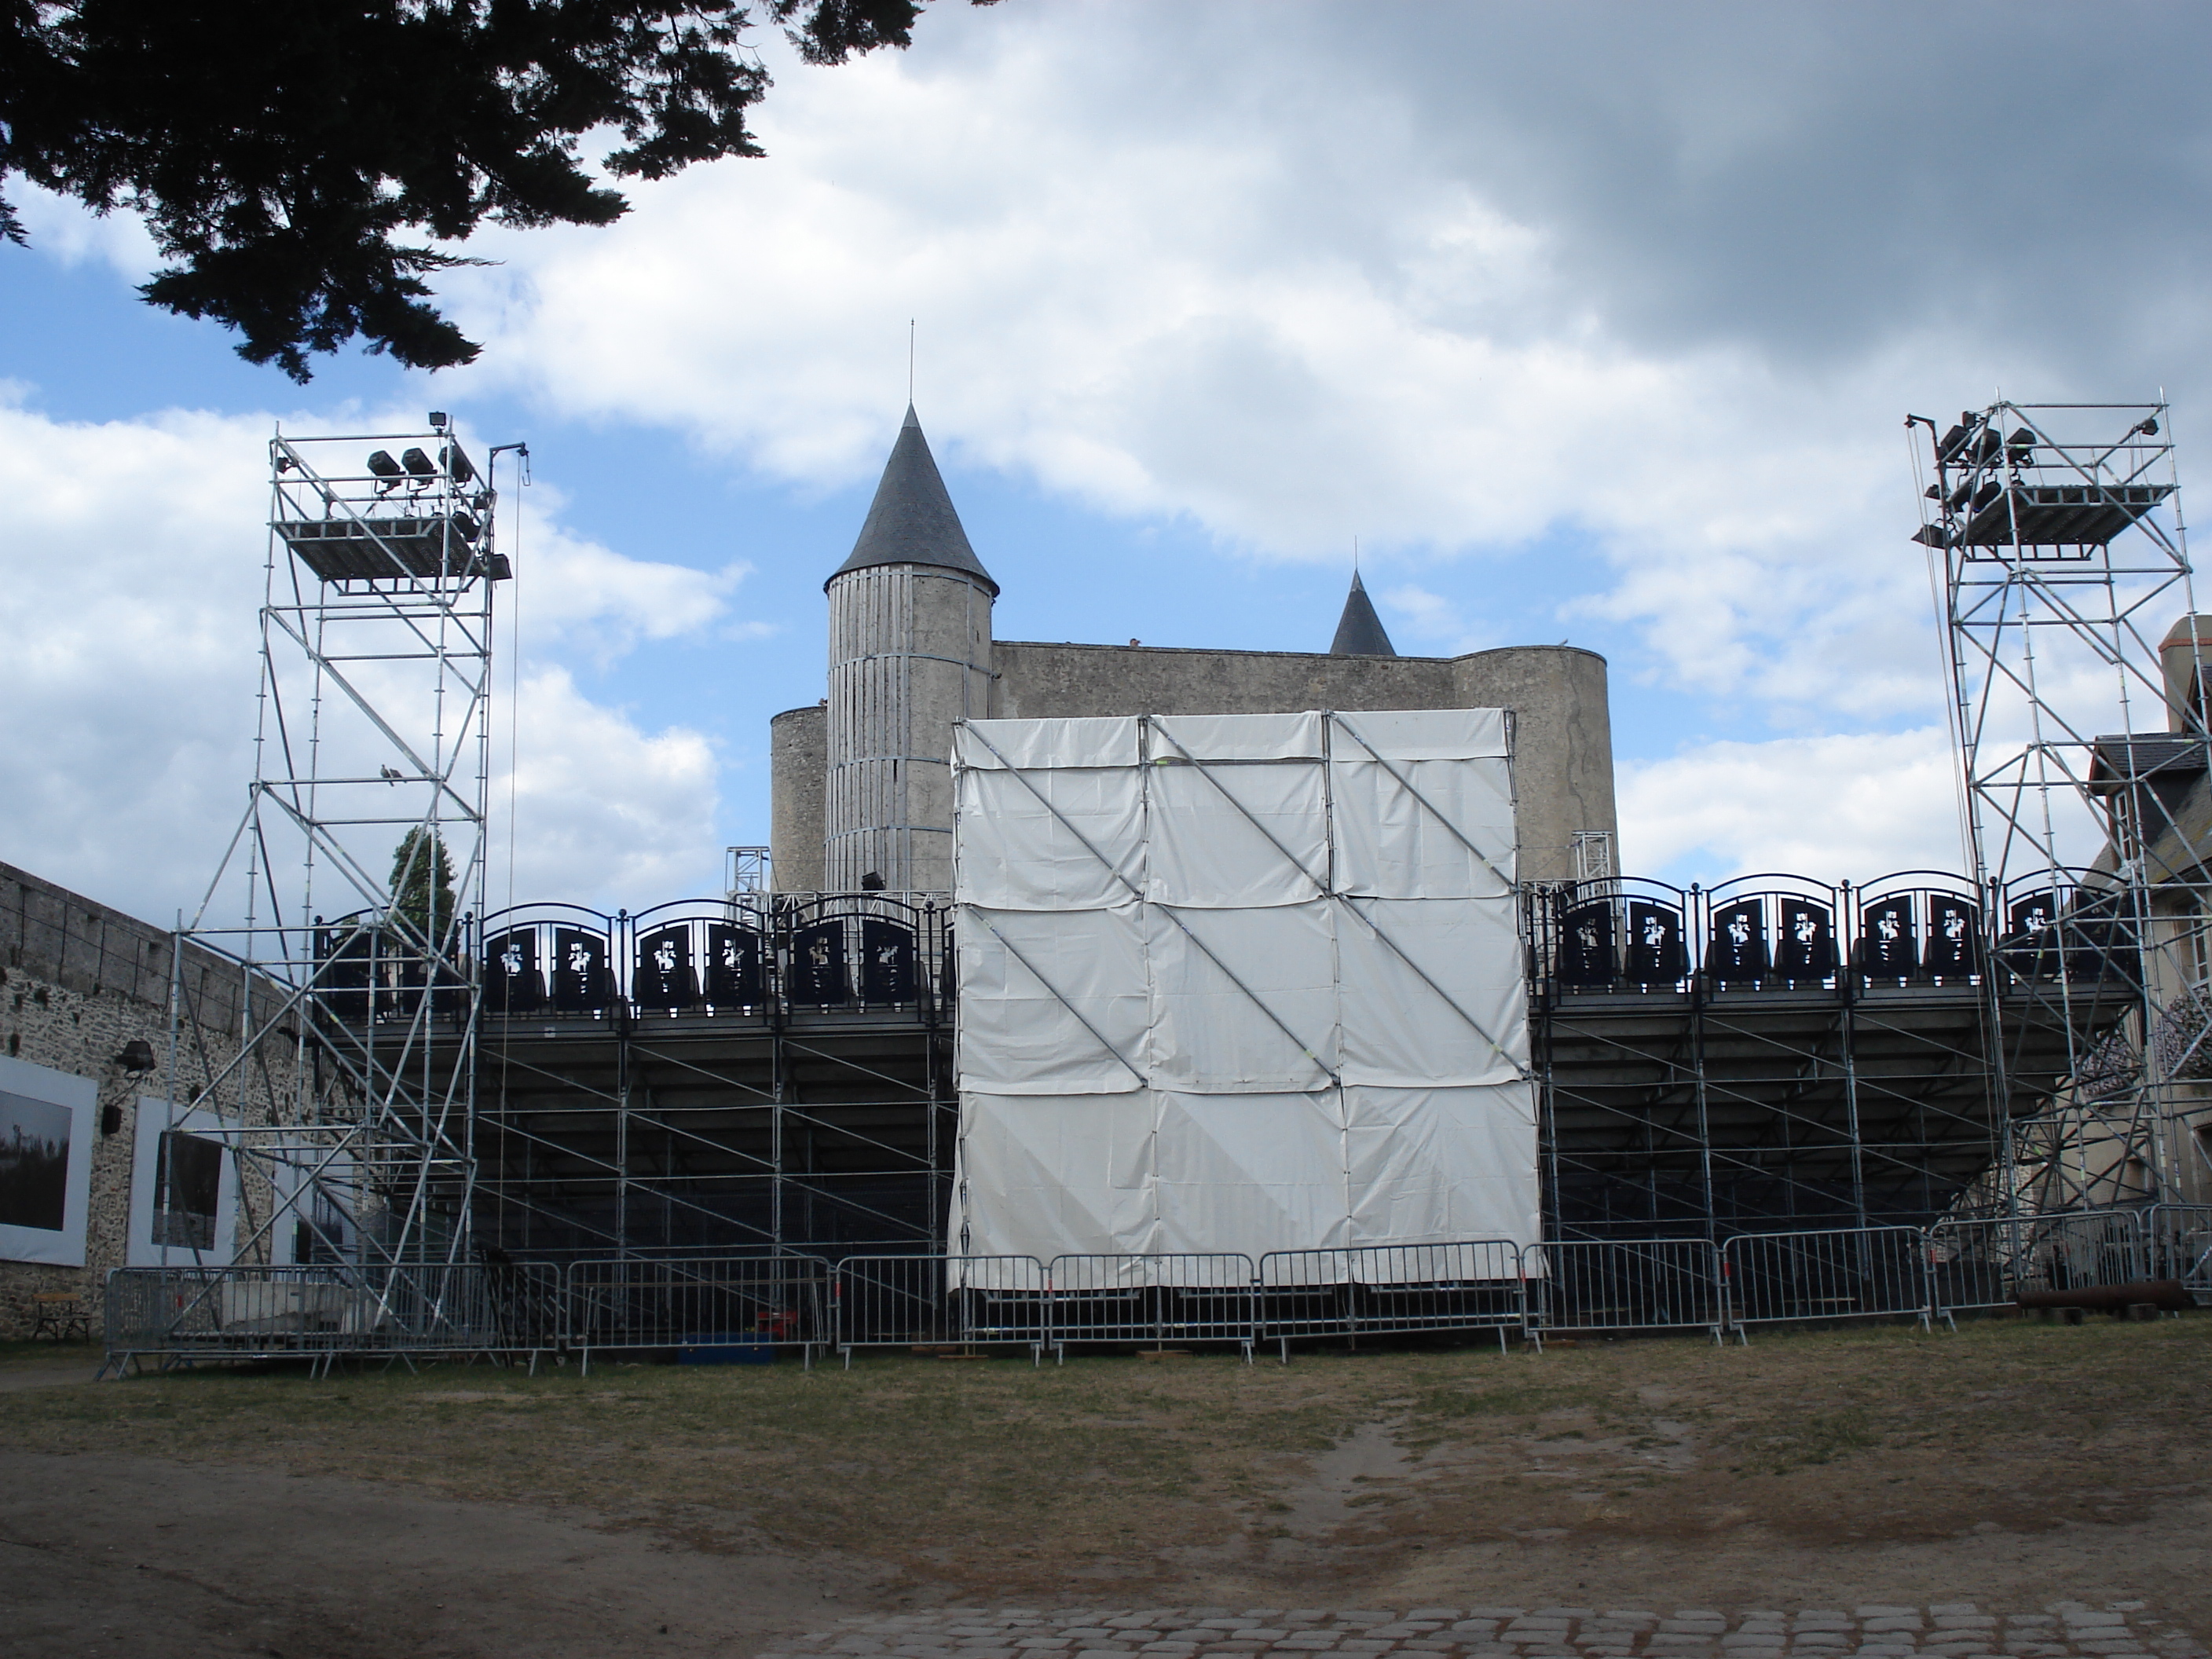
[772,640,1617,889]
[0,860,298,1341]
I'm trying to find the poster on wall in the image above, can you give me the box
[128,1098,241,1268]
[0,1054,97,1267]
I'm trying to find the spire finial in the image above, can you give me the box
[908,319,915,405]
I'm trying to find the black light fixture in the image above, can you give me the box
[114,1038,156,1071]
[2136,417,2160,438]
[367,449,403,481]
[401,446,436,478]
[861,871,887,891]
[428,411,449,430]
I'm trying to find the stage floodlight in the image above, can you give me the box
[442,442,476,484]
[2007,428,2036,467]
[367,449,402,479]
[401,446,436,477]
[428,411,449,430]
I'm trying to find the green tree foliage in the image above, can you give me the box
[390,826,458,951]
[1,2,987,380]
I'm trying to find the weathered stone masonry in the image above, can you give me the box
[0,859,295,1339]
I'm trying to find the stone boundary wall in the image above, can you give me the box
[0,860,298,1342]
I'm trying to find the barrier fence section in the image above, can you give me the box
[563,1254,830,1373]
[2146,1204,2212,1295]
[104,1262,562,1375]
[1721,1227,1936,1329]
[833,1254,1048,1364]
[1533,1239,1723,1339]
[1045,1254,1258,1362]
[2007,1208,2146,1295]
[1257,1241,1525,1359]
[97,1211,2204,1379]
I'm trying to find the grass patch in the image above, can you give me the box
[2,1315,2208,1594]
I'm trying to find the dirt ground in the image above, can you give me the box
[1,1315,2207,1658]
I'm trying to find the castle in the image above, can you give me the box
[768,408,1621,892]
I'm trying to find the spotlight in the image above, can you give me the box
[441,443,476,485]
[367,449,403,480]
[401,447,436,478]
[114,1039,157,1071]
[2136,417,2160,438]
[428,411,449,430]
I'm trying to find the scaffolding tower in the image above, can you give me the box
[1912,399,2207,1210]
[171,419,514,1269]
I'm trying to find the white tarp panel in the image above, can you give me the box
[952,709,1537,1265]
[955,905,1150,1093]
[1145,900,1340,1092]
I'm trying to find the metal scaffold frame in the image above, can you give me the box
[1912,399,2210,1210]
[473,892,957,1261]
[1522,869,2124,1240]
[170,420,517,1272]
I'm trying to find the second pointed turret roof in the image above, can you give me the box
[826,405,998,595]
[1329,570,1397,656]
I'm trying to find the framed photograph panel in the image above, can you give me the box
[128,1098,240,1268]
[0,1054,97,1267]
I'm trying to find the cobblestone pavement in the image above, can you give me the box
[764,1605,2210,1659]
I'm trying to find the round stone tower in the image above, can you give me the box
[822,406,997,894]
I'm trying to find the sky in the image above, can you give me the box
[5,0,2210,928]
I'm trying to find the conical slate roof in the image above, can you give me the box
[826,405,998,595]
[1329,571,1396,656]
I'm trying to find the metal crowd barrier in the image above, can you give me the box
[1045,1253,1259,1363]
[833,1254,1049,1364]
[104,1262,562,1377]
[99,1210,2204,1381]
[563,1254,830,1373]
[1533,1238,1723,1339]
[1721,1226,1936,1330]
[1257,1241,1525,1360]
[2145,1203,2212,1295]
[1923,1216,2026,1317]
[2005,1208,2146,1296]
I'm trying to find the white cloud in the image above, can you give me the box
[1620,728,1973,883]
[1378,583,1500,657]
[8,180,160,279]
[0,397,732,925]
[509,486,749,665]
[15,2,2207,895]
[430,2,2138,743]
[489,668,720,910]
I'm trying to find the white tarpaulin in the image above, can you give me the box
[950,709,1538,1265]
